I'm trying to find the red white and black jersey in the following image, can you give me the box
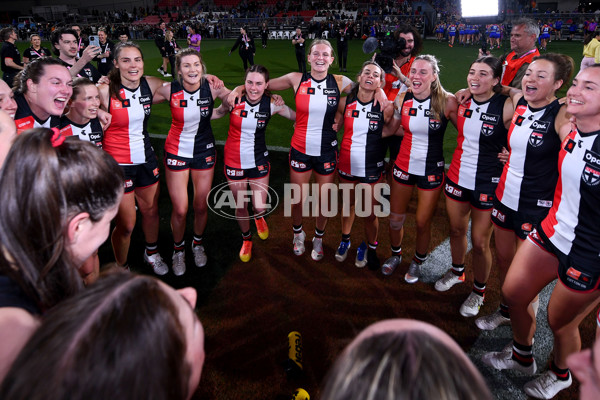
[224,95,278,169]
[59,116,103,147]
[165,80,215,158]
[338,95,385,178]
[448,93,508,191]
[496,98,561,213]
[292,73,340,156]
[56,58,102,83]
[13,93,60,133]
[394,93,449,176]
[102,78,154,165]
[541,128,600,263]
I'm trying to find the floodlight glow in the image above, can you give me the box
[461,0,499,18]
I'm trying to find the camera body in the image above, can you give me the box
[374,36,407,73]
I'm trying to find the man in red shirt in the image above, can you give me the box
[501,18,540,88]
[382,25,423,101]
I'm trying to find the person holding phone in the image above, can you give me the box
[52,28,103,83]
[94,28,115,76]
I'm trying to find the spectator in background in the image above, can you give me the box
[22,34,52,65]
[164,30,181,81]
[321,319,493,400]
[52,28,103,83]
[229,26,255,71]
[500,18,540,88]
[70,24,88,59]
[260,22,269,48]
[335,23,350,72]
[291,27,306,73]
[187,25,201,52]
[95,28,115,76]
[0,27,24,86]
[118,31,129,43]
[0,269,205,400]
[581,30,600,70]
[156,21,171,77]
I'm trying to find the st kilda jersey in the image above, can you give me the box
[338,95,385,178]
[394,93,449,176]
[59,116,103,147]
[224,95,278,169]
[447,93,508,191]
[56,58,102,83]
[541,128,600,263]
[496,98,561,213]
[102,78,154,165]
[166,80,214,158]
[292,73,340,156]
[14,93,60,133]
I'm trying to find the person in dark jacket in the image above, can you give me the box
[229,26,255,70]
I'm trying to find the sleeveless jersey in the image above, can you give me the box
[448,93,508,190]
[495,98,561,213]
[541,129,600,262]
[338,96,385,178]
[102,78,154,165]
[13,93,60,133]
[394,93,449,176]
[165,80,215,158]
[224,95,275,169]
[59,116,103,147]
[292,73,340,156]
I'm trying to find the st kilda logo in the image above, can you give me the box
[582,149,600,186]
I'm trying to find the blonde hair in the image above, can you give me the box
[413,54,449,120]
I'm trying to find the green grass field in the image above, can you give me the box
[20,37,585,164]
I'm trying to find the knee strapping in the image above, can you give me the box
[389,212,406,231]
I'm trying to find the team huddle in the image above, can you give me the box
[0,15,600,399]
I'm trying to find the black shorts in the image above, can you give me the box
[444,176,495,210]
[529,227,600,293]
[164,148,216,171]
[121,158,160,194]
[392,164,444,190]
[491,199,545,240]
[159,48,167,58]
[382,135,402,165]
[289,147,337,175]
[225,163,270,181]
[338,169,383,184]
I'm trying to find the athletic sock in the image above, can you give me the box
[500,303,510,319]
[315,228,325,239]
[242,231,252,241]
[145,242,158,256]
[193,234,203,247]
[473,280,486,297]
[293,224,303,235]
[451,262,465,276]
[550,360,571,381]
[341,233,350,243]
[414,252,428,264]
[512,340,534,367]
[368,242,378,250]
[391,245,402,257]
[173,240,185,253]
